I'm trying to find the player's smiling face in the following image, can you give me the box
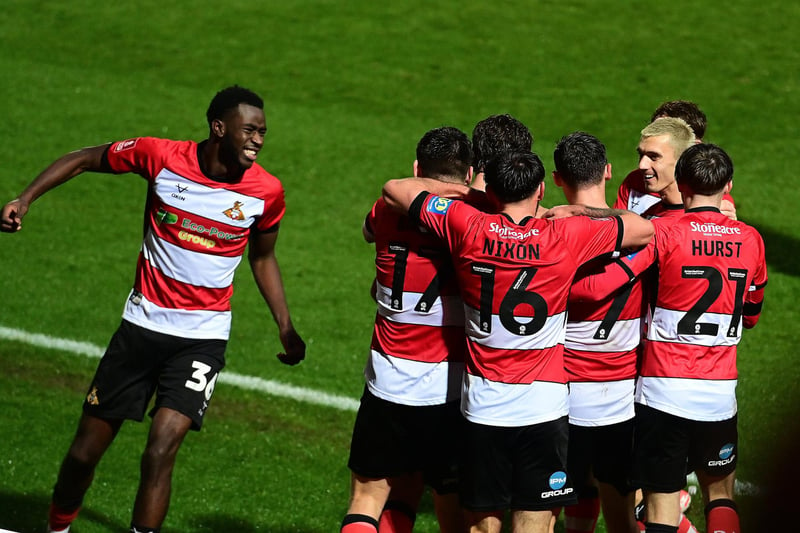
[638,134,678,195]
[220,103,267,171]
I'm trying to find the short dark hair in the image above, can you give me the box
[484,151,545,204]
[675,143,733,195]
[206,85,264,125]
[472,114,533,172]
[553,131,607,189]
[651,100,707,139]
[416,126,473,180]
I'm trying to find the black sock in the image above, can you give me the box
[644,523,678,533]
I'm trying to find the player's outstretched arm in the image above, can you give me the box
[382,177,470,214]
[1,144,111,233]
[248,229,306,366]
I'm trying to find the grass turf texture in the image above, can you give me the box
[1,0,798,531]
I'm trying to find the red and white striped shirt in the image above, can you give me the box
[412,193,623,427]
[364,198,466,406]
[106,137,285,340]
[636,208,767,421]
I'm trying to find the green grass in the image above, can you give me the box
[1,0,798,531]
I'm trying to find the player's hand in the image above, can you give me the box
[277,328,306,366]
[542,204,582,219]
[0,199,28,232]
[721,198,737,221]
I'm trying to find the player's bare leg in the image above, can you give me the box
[511,509,558,533]
[597,483,638,533]
[341,474,391,531]
[433,490,467,533]
[642,490,681,529]
[379,473,424,533]
[49,414,123,531]
[695,470,739,533]
[466,509,503,533]
[131,407,192,529]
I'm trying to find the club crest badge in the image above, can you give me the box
[223,201,246,221]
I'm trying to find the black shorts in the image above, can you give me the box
[347,387,463,494]
[568,420,635,496]
[459,416,577,512]
[83,320,226,430]
[631,404,738,493]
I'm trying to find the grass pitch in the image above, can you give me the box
[1,1,798,531]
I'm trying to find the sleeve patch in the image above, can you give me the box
[114,138,138,152]
[426,196,453,215]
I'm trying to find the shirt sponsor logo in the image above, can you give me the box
[489,222,539,239]
[223,201,246,221]
[690,221,741,235]
[114,138,138,152]
[156,208,179,225]
[181,218,246,241]
[426,196,452,215]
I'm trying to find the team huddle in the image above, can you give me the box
[343,103,767,533]
[0,90,766,533]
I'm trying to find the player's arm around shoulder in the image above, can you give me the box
[382,177,470,215]
[543,204,654,250]
[1,143,112,232]
[617,210,654,250]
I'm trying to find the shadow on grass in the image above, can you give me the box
[750,221,800,278]
[0,490,123,532]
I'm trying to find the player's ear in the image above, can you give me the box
[413,160,420,178]
[604,163,612,181]
[538,180,546,201]
[725,179,733,194]
[552,171,563,188]
[211,119,225,139]
[464,166,474,186]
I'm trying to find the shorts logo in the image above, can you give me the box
[719,444,734,459]
[114,138,138,152]
[223,201,246,221]
[708,443,736,467]
[426,196,453,215]
[541,471,573,499]
[548,471,567,490]
[86,386,99,405]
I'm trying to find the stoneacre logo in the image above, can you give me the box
[489,222,540,240]
[690,221,741,235]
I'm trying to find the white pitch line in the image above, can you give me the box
[0,325,359,412]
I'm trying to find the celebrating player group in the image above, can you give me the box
[342,101,766,533]
[0,91,766,533]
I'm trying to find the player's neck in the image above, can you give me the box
[501,198,539,223]
[198,140,244,182]
[683,192,724,211]
[659,182,683,205]
[567,187,608,209]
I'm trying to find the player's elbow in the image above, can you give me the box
[382,180,407,212]
[620,215,654,250]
